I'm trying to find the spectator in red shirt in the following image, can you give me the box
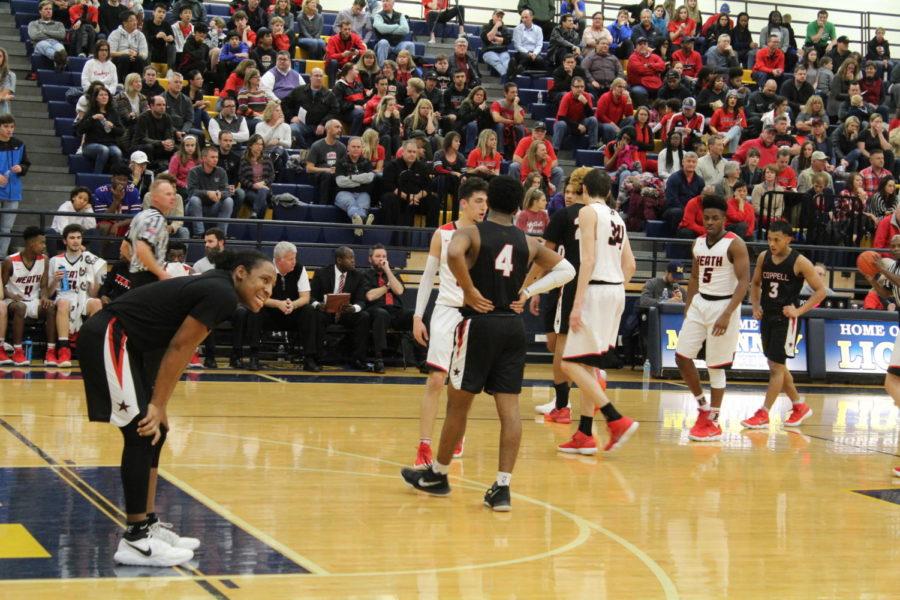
[508,122,563,192]
[772,148,798,190]
[664,96,706,149]
[490,82,526,158]
[627,37,666,105]
[709,89,747,153]
[873,204,900,254]
[671,37,703,81]
[861,148,891,198]
[553,77,599,149]
[466,128,502,179]
[325,19,367,78]
[752,34,786,88]
[594,77,634,144]
[734,125,779,167]
[667,6,696,46]
[726,179,755,239]
[676,186,714,239]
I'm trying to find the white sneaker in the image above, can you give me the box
[150,520,201,551]
[113,536,193,567]
[352,214,363,237]
[535,399,561,415]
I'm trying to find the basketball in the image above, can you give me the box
[857,251,882,277]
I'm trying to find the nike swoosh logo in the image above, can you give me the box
[126,542,152,557]
[418,478,444,488]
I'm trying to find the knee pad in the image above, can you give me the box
[708,368,726,389]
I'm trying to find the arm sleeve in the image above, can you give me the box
[522,259,576,298]
[414,254,440,317]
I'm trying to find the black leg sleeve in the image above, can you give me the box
[119,418,156,515]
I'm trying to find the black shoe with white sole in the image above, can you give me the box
[483,483,511,512]
[401,466,450,496]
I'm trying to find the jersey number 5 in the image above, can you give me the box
[494,244,514,278]
[702,267,713,284]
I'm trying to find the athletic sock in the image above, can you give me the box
[13,344,22,350]
[578,415,593,436]
[791,399,803,405]
[419,438,431,446]
[58,339,69,349]
[146,512,157,525]
[553,382,570,410]
[709,407,720,422]
[696,394,710,411]
[124,518,151,541]
[600,403,622,422]
[431,461,449,475]
[46,343,55,350]
[496,471,511,487]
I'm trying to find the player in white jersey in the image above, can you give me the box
[861,234,900,478]
[555,169,640,454]
[675,195,750,442]
[47,224,106,367]
[0,226,56,366]
[411,178,488,467]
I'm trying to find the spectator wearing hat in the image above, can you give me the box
[709,89,746,153]
[639,261,685,307]
[582,38,625,99]
[552,76,599,149]
[805,10,837,57]
[672,37,702,81]
[626,37,666,105]
[826,35,852,74]
[805,118,834,161]
[658,69,692,103]
[664,97,706,149]
[663,151,705,234]
[594,77,634,144]
[752,34,786,89]
[704,33,740,74]
[481,10,513,82]
[507,123,564,193]
[797,150,835,193]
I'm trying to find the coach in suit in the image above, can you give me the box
[310,246,372,370]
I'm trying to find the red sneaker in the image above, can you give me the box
[689,411,722,442]
[784,403,813,427]
[188,353,203,369]
[44,348,58,367]
[741,408,769,429]
[558,431,598,455]
[453,437,465,458]
[56,347,72,368]
[604,416,639,451]
[0,347,11,366]
[893,466,900,478]
[11,348,27,367]
[414,442,432,469]
[545,407,572,424]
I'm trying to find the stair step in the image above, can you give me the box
[9,104,57,118]
[17,134,60,148]
[23,183,73,193]
[22,151,69,168]
[28,164,71,174]
[10,116,53,130]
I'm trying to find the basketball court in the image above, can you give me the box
[1,365,898,599]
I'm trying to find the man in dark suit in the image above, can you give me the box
[363,244,422,373]
[310,246,372,370]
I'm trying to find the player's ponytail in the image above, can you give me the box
[211,249,271,272]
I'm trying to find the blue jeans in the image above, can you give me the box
[297,37,326,59]
[82,143,123,174]
[483,51,510,78]
[722,125,742,153]
[0,200,17,256]
[243,188,270,219]
[334,191,371,220]
[552,118,599,149]
[374,40,416,66]
[186,195,235,235]
[35,39,65,60]
[345,106,364,136]
[463,121,479,153]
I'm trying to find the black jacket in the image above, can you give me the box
[310,265,368,309]
[382,157,431,197]
[281,85,339,129]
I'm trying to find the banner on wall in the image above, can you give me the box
[823,320,898,374]
[659,312,808,371]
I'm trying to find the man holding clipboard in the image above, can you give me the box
[311,246,373,371]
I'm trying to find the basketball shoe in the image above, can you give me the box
[401,466,450,496]
[558,431,598,455]
[689,410,722,442]
[893,466,900,478]
[414,441,432,469]
[11,347,27,367]
[56,347,72,368]
[741,408,769,429]
[44,347,58,367]
[483,483,511,512]
[535,399,565,415]
[784,403,813,427]
[604,417,639,451]
[0,346,11,366]
[113,535,193,567]
[188,353,203,368]
[453,437,465,459]
[149,520,201,551]
[545,407,572,424]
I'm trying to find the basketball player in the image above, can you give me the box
[46,224,107,367]
[79,250,276,566]
[0,226,57,366]
[411,177,488,467]
[402,175,575,511]
[675,195,750,442]
[128,179,176,288]
[558,169,639,454]
[860,234,900,477]
[743,221,826,429]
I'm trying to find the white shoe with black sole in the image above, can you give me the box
[150,521,201,551]
[113,536,193,567]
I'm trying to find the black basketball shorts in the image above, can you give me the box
[449,314,527,395]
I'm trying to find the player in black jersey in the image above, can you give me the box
[401,176,575,512]
[79,250,275,567]
[744,221,826,429]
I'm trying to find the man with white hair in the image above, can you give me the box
[704,34,740,74]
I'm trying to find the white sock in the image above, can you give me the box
[419,438,431,446]
[696,394,710,411]
[709,406,720,422]
[791,398,803,405]
[432,461,449,475]
[46,343,55,350]
[496,471,512,487]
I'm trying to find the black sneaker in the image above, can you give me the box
[401,467,450,496]
[483,483,511,512]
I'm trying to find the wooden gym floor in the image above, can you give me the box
[0,365,898,599]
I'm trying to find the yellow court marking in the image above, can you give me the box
[190,430,681,600]
[0,524,51,559]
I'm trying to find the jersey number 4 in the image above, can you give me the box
[495,244,514,278]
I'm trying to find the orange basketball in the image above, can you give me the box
[857,251,882,278]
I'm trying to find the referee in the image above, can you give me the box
[79,250,276,566]
[128,179,175,288]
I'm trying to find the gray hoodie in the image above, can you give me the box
[28,18,66,42]
[108,25,149,59]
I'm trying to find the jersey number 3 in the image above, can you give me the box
[494,244,514,278]
[768,282,779,298]
[608,223,624,248]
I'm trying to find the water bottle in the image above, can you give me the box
[661,288,669,301]
[536,90,543,104]
[277,343,285,361]
[642,359,651,383]
[58,264,70,292]
[23,339,32,363]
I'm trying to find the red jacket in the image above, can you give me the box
[627,51,665,91]
[874,214,900,255]
[775,165,797,189]
[325,32,366,68]
[556,91,595,124]
[733,138,779,167]
[753,48,785,74]
[594,91,633,125]
[726,197,755,237]
[860,77,884,105]
[672,49,703,78]
[69,4,98,25]
[679,195,705,235]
